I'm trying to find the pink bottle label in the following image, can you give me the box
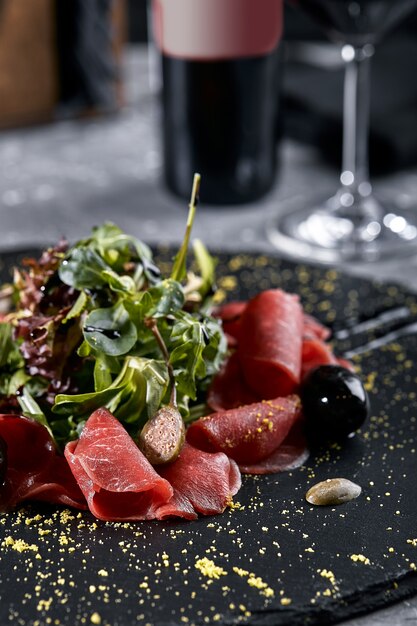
[152,0,283,60]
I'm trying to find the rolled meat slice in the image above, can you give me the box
[0,414,86,511]
[155,442,241,520]
[301,337,340,379]
[303,313,331,341]
[64,408,173,521]
[187,395,303,469]
[214,300,246,346]
[238,289,304,398]
[207,351,259,411]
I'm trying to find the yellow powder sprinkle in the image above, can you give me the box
[280,598,292,606]
[60,509,75,524]
[319,569,336,584]
[195,558,227,579]
[37,598,53,611]
[232,567,274,597]
[3,536,39,553]
[98,569,108,577]
[90,612,102,625]
[25,515,42,525]
[247,577,268,591]
[227,501,244,511]
[407,539,417,547]
[233,567,249,577]
[218,276,237,290]
[350,554,371,565]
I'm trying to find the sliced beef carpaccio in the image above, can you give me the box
[0,414,86,512]
[211,290,305,408]
[156,442,241,520]
[229,290,304,399]
[64,408,242,521]
[207,352,259,412]
[237,421,309,474]
[187,395,306,473]
[211,289,345,411]
[65,408,174,521]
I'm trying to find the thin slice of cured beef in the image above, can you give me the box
[187,395,303,468]
[155,443,241,520]
[301,338,354,380]
[214,300,246,346]
[237,290,304,398]
[216,301,330,346]
[301,337,339,379]
[64,408,173,521]
[303,313,331,341]
[238,421,309,474]
[207,352,259,412]
[212,296,343,410]
[0,414,86,511]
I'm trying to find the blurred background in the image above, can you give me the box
[0,0,417,275]
[2,1,417,167]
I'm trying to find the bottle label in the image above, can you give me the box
[152,0,283,60]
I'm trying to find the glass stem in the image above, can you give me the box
[341,44,374,195]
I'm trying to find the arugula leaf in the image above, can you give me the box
[1,218,228,448]
[59,247,110,289]
[101,270,136,294]
[83,304,137,356]
[109,357,169,427]
[200,316,227,376]
[93,353,116,392]
[147,279,185,318]
[84,223,159,286]
[53,356,169,433]
[123,291,154,334]
[17,387,56,444]
[169,311,208,399]
[52,385,125,418]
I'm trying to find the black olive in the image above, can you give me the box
[0,435,7,486]
[301,365,370,440]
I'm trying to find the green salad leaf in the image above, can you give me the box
[0,179,226,449]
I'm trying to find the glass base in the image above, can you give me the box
[267,189,417,264]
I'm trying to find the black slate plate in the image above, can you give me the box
[1,247,417,626]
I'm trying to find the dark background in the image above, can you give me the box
[126,0,417,175]
[126,0,417,42]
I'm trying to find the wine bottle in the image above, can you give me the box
[152,0,283,205]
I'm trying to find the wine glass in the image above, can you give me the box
[268,0,417,263]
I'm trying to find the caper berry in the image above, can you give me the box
[138,404,185,465]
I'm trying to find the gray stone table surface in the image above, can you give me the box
[1,46,417,625]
